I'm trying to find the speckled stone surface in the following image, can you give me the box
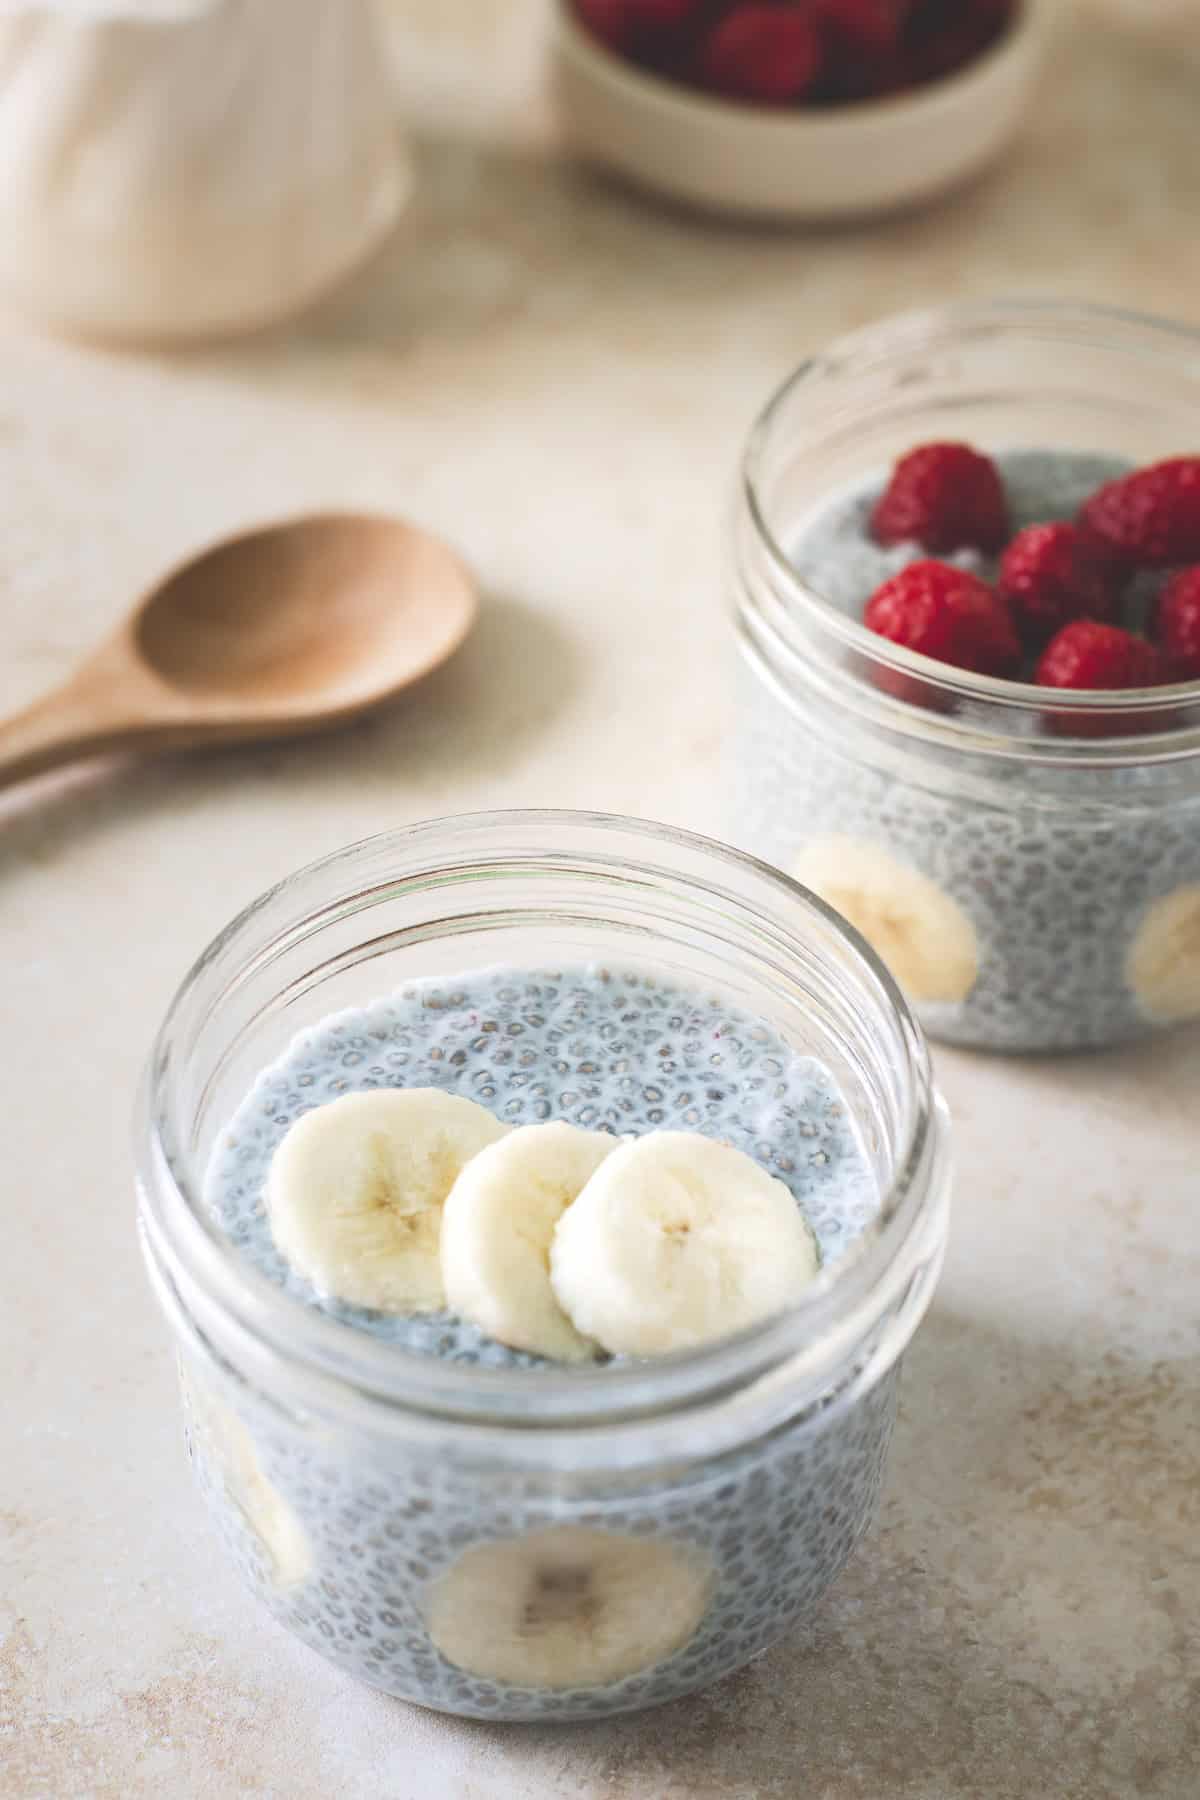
[2,1,1198,1794]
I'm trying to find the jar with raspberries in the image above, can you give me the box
[733,300,1200,1053]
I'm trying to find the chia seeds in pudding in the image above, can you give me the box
[737,448,1200,1052]
[187,964,890,1721]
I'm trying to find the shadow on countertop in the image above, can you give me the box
[0,591,581,876]
[456,1306,1199,1800]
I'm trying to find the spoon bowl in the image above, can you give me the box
[0,512,478,788]
[136,515,473,713]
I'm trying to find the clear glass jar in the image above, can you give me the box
[732,300,1200,1054]
[137,811,949,1723]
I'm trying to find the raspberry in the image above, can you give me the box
[847,48,917,99]
[870,442,1009,553]
[814,0,912,100]
[1153,567,1200,680]
[997,522,1122,645]
[904,0,1015,83]
[630,0,698,20]
[575,0,636,52]
[1078,457,1200,569]
[907,0,1013,49]
[575,0,698,57]
[1035,621,1166,692]
[818,0,909,57]
[699,5,824,104]
[864,560,1021,677]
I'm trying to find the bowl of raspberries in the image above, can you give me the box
[554,0,1049,219]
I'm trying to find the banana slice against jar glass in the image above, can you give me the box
[1125,883,1200,1022]
[181,1364,310,1590]
[792,837,980,1006]
[427,1526,713,1688]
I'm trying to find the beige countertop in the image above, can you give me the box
[3,2,1198,1795]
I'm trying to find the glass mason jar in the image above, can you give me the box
[137,811,950,1723]
[732,300,1200,1054]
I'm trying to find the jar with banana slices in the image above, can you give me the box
[137,813,949,1721]
[734,301,1200,1052]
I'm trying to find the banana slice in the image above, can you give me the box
[1126,884,1200,1022]
[267,1088,509,1312]
[792,836,979,1005]
[441,1122,612,1362]
[426,1526,711,1689]
[550,1131,820,1357]
[181,1363,310,1589]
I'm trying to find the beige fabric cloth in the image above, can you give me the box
[0,0,409,341]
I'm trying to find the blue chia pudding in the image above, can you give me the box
[181,964,894,1721]
[736,448,1200,1053]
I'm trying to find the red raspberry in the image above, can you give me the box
[904,0,1015,83]
[814,0,912,100]
[575,0,636,52]
[848,47,917,99]
[864,560,1021,677]
[818,0,909,57]
[1153,567,1200,680]
[997,522,1122,645]
[1078,457,1200,569]
[1036,621,1166,691]
[1036,618,1171,735]
[907,0,1013,48]
[699,5,824,105]
[575,0,697,57]
[630,0,698,20]
[870,442,1009,554]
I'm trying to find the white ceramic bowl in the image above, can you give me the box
[553,1,1051,222]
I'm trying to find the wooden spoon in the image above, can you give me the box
[0,513,477,791]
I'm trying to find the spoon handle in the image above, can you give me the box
[0,673,135,791]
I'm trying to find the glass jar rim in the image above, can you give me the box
[740,296,1200,759]
[136,809,948,1438]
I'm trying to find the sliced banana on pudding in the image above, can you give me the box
[1126,884,1200,1022]
[267,1089,510,1312]
[427,1527,712,1688]
[441,1121,613,1362]
[792,836,979,1005]
[182,1364,311,1589]
[550,1130,820,1358]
